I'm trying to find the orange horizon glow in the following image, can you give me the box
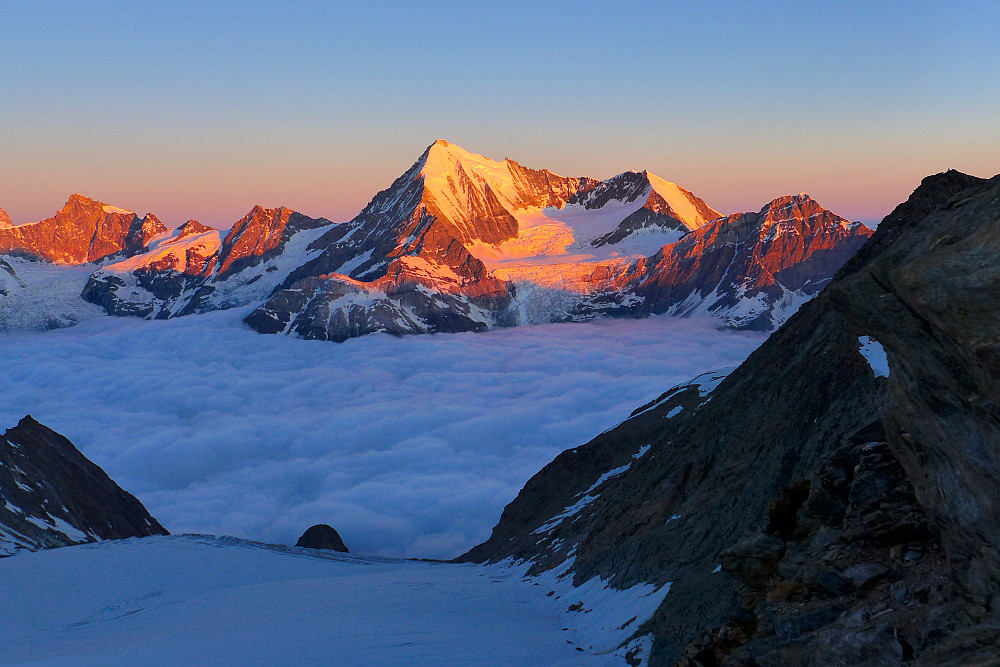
[3,134,995,231]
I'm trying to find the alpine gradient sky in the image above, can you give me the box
[1,1,997,228]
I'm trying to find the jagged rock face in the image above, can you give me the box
[122,213,169,257]
[419,140,596,245]
[1,416,168,555]
[217,205,324,277]
[295,524,349,552]
[82,209,335,319]
[462,171,998,664]
[682,436,948,666]
[0,194,162,264]
[0,207,12,228]
[625,194,872,329]
[830,172,1000,650]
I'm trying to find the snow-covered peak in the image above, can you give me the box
[420,139,547,213]
[176,219,214,239]
[101,222,221,275]
[102,204,134,216]
[644,172,720,230]
[568,170,719,232]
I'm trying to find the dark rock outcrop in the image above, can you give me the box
[0,256,20,296]
[461,169,1000,664]
[0,416,168,555]
[295,524,349,552]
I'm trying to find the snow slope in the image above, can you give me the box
[0,257,103,330]
[0,535,637,665]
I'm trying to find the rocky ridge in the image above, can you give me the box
[0,194,167,264]
[1,416,168,556]
[82,206,332,319]
[461,170,1000,664]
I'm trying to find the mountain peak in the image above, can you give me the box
[0,207,11,228]
[761,193,824,213]
[177,220,214,239]
[59,194,135,218]
[62,193,101,212]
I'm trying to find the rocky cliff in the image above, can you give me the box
[0,194,166,264]
[1,416,168,556]
[461,170,1000,665]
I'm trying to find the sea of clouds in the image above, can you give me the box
[0,309,766,559]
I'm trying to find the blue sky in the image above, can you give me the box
[1,1,997,226]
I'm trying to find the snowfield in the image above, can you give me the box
[0,535,645,665]
[0,308,765,559]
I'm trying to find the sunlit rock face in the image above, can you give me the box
[0,194,165,264]
[0,207,12,229]
[1,415,168,556]
[82,207,334,319]
[625,194,873,330]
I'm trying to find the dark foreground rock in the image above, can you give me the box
[1,415,168,555]
[461,170,1000,665]
[296,524,349,552]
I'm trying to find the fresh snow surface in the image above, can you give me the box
[0,535,629,666]
[101,204,134,216]
[0,310,765,559]
[858,335,890,378]
[645,172,714,230]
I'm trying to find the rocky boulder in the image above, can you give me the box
[295,524,349,552]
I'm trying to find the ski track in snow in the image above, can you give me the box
[0,309,765,559]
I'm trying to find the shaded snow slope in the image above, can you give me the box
[0,310,765,559]
[0,535,633,665]
[0,257,103,330]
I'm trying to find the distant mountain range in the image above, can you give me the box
[1,140,871,339]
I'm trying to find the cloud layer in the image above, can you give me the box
[0,310,765,558]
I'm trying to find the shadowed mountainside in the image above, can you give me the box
[1,416,168,555]
[461,170,1000,665]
